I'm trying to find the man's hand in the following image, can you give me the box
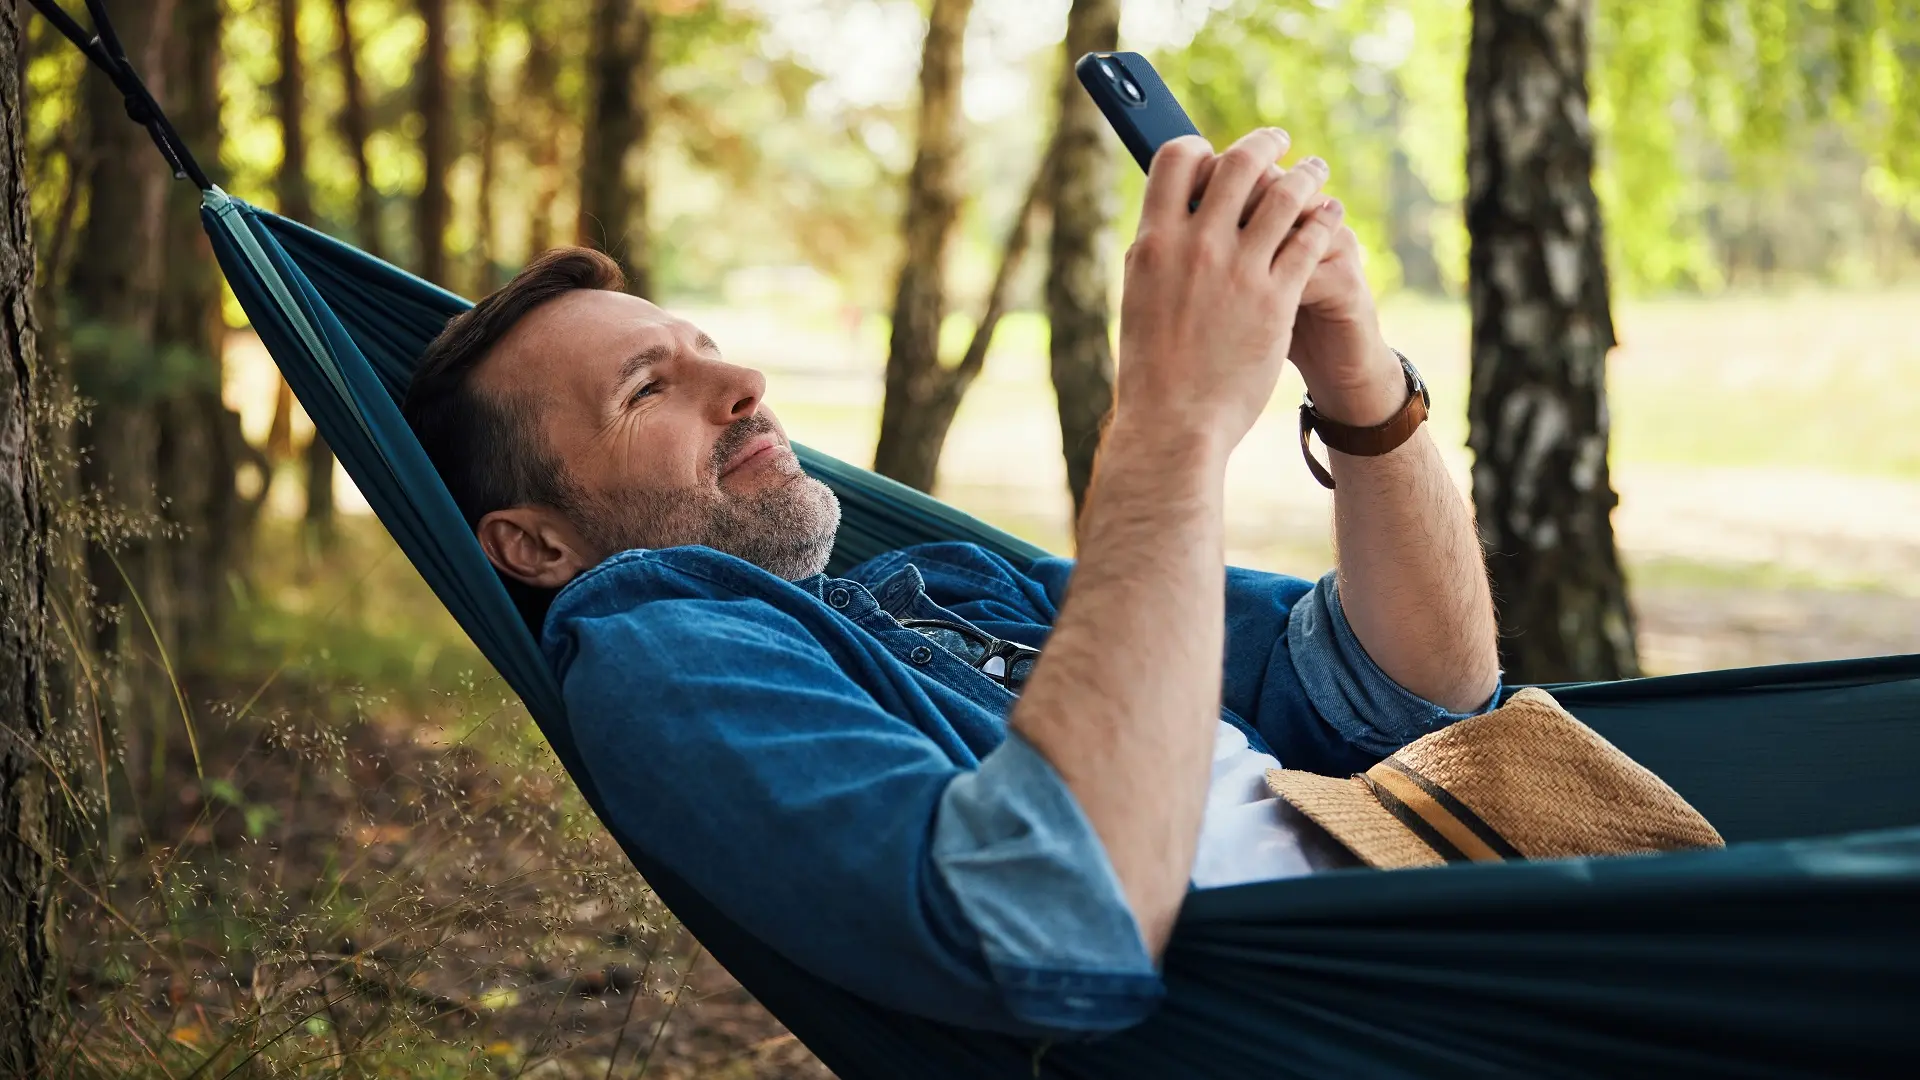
[1009,129,1347,960]
[1114,130,1347,455]
[1269,162,1502,715]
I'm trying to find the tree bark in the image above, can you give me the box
[1044,0,1119,520]
[577,0,651,296]
[332,0,381,261]
[156,0,254,662]
[522,4,561,257]
[278,0,335,541]
[469,0,500,293]
[872,0,975,492]
[414,0,451,284]
[67,0,173,702]
[0,9,58,1073]
[1465,0,1638,682]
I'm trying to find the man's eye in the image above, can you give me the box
[628,382,658,405]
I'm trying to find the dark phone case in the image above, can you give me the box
[1074,51,1201,174]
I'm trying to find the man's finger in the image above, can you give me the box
[1194,128,1288,232]
[1142,136,1213,227]
[1272,198,1346,286]
[1244,156,1330,259]
[1190,134,1289,216]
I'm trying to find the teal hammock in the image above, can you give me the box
[36,3,1919,1066]
[202,191,1920,1078]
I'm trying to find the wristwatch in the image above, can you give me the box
[1297,349,1430,490]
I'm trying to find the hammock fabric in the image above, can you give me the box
[26,0,1907,1066]
[198,191,1920,1079]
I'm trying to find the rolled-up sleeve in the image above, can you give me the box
[1217,567,1499,776]
[1286,571,1499,756]
[934,730,1161,1031]
[549,588,1159,1037]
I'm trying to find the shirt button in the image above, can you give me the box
[909,645,934,665]
[827,588,851,609]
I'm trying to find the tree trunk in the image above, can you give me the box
[332,0,380,260]
[0,13,58,1072]
[522,4,561,256]
[469,0,500,293]
[1044,0,1120,521]
[577,0,651,296]
[276,0,313,225]
[1386,79,1444,294]
[414,0,451,284]
[872,0,975,492]
[67,0,174,747]
[279,0,335,542]
[1465,0,1638,682]
[159,0,249,649]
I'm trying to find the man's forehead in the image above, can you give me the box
[478,289,689,399]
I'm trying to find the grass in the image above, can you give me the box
[56,516,825,1079]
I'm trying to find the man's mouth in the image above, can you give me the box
[719,433,784,479]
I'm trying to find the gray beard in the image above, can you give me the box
[565,435,841,581]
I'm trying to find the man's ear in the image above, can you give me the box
[476,506,595,590]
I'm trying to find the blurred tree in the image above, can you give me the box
[578,0,651,296]
[1044,0,1119,520]
[469,0,500,293]
[415,0,451,283]
[875,0,1050,492]
[331,0,382,260]
[155,0,259,668]
[274,0,337,544]
[66,0,174,702]
[1465,0,1637,682]
[0,12,58,1072]
[520,0,563,256]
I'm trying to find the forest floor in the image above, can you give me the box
[66,288,1914,1077]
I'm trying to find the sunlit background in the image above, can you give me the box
[21,0,1920,1075]
[147,0,1920,675]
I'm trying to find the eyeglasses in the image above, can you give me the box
[896,618,1041,692]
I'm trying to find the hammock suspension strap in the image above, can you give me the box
[27,0,212,191]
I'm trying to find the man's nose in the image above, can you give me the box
[708,360,766,425]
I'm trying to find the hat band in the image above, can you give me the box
[1361,759,1526,865]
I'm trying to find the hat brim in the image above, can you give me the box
[1265,769,1446,870]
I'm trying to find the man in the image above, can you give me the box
[403,131,1500,1037]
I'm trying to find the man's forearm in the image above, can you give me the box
[1009,421,1228,958]
[1313,342,1500,713]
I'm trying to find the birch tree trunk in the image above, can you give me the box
[1044,0,1119,521]
[872,0,975,492]
[1465,0,1638,682]
[414,0,451,284]
[0,8,59,1070]
[577,0,651,297]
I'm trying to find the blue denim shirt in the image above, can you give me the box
[541,541,1491,1038]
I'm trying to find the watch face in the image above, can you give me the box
[1394,350,1431,407]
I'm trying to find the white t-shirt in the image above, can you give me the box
[1190,719,1349,889]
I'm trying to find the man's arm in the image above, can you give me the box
[1289,230,1500,714]
[1010,130,1345,958]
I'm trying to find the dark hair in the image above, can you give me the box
[402,246,628,627]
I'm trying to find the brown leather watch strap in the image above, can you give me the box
[1298,352,1429,490]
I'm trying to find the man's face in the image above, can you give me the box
[473,289,840,586]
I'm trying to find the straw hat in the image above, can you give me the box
[1266,688,1724,869]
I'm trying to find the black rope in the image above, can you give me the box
[27,0,213,191]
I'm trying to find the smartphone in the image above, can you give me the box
[1075,52,1201,174]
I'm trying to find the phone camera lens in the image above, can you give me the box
[1098,59,1118,80]
[1120,77,1145,103]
